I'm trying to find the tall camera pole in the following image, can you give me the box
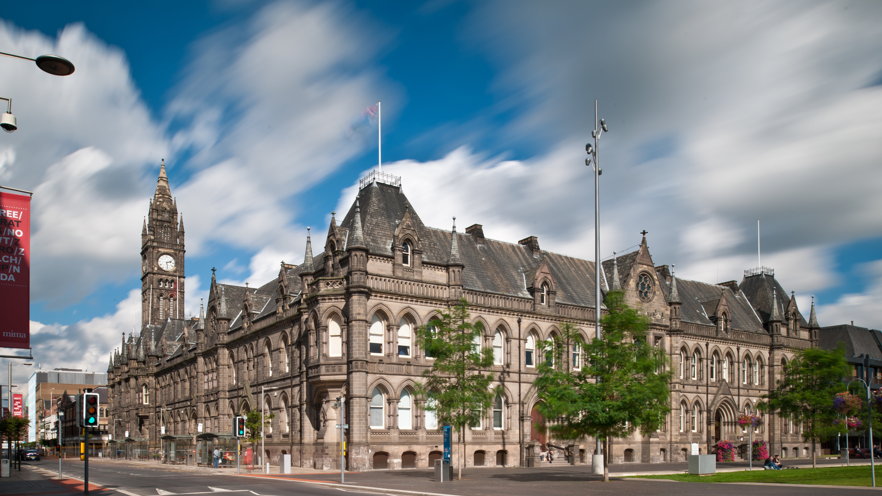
[586,99,609,476]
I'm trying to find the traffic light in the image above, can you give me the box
[83,393,99,428]
[234,416,245,437]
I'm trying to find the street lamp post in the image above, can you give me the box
[585,99,609,476]
[0,50,74,135]
[848,377,875,487]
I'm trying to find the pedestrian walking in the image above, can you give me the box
[213,447,220,468]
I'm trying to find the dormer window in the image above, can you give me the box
[637,273,654,301]
[540,283,548,305]
[402,241,412,266]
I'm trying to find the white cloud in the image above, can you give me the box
[30,289,142,372]
[817,259,882,330]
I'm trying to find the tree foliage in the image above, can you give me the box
[759,345,848,468]
[0,415,29,442]
[533,291,671,481]
[415,298,495,479]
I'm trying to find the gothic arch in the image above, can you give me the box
[536,275,556,292]
[368,378,394,397]
[394,306,422,326]
[319,305,346,324]
[490,319,512,336]
[395,378,419,398]
[472,316,491,336]
[367,304,394,323]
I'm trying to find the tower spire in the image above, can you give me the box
[610,252,621,291]
[448,217,461,264]
[769,288,782,322]
[349,199,366,248]
[668,264,680,303]
[303,227,314,271]
[808,295,819,328]
[154,158,172,199]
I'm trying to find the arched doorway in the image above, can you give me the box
[530,405,547,450]
[714,410,722,442]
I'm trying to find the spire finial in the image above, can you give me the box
[808,295,819,328]
[668,263,680,303]
[769,288,782,322]
[303,227,315,271]
[349,199,366,249]
[448,216,461,265]
[611,251,621,291]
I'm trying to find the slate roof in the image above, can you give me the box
[337,182,602,308]
[739,274,808,326]
[819,325,882,360]
[601,251,639,290]
[664,277,765,332]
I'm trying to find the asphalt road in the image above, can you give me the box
[15,457,882,496]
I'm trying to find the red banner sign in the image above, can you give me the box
[0,192,30,349]
[13,393,23,417]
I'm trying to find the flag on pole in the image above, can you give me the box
[347,104,378,138]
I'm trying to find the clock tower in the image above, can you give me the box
[141,159,186,327]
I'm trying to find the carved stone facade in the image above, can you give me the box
[108,167,820,469]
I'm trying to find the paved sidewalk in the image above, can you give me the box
[0,462,104,496]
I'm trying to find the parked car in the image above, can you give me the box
[21,449,40,461]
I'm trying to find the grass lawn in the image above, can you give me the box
[631,465,876,487]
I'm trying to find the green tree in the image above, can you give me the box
[533,291,671,482]
[416,298,495,480]
[243,410,273,469]
[759,345,848,468]
[0,416,30,465]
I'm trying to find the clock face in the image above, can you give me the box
[158,254,176,271]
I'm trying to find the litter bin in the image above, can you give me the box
[434,459,453,482]
[1,459,9,478]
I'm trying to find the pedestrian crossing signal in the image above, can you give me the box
[234,416,245,437]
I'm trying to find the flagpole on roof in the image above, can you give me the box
[378,100,382,173]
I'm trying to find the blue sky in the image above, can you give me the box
[0,0,880,373]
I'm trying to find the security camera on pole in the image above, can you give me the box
[585,99,609,476]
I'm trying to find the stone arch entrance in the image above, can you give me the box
[530,404,547,450]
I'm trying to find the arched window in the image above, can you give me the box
[742,357,750,385]
[472,328,482,355]
[329,316,343,357]
[425,320,440,359]
[280,336,289,373]
[398,390,412,429]
[402,241,412,266]
[540,283,548,305]
[280,395,289,433]
[546,336,557,367]
[710,352,718,381]
[679,403,685,432]
[755,358,762,385]
[369,315,384,355]
[265,339,273,377]
[572,343,581,370]
[230,350,237,385]
[690,351,698,380]
[265,396,273,434]
[370,388,385,429]
[679,351,685,379]
[493,395,504,430]
[692,404,700,432]
[425,393,438,430]
[142,385,149,405]
[526,334,536,367]
[493,330,504,365]
[398,318,412,357]
[722,354,729,382]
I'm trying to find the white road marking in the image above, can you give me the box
[209,488,233,492]
[157,489,178,495]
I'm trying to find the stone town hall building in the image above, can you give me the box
[108,164,821,470]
